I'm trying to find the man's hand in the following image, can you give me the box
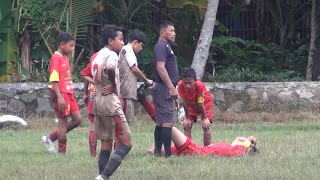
[168,86,178,100]
[83,94,89,106]
[58,96,66,111]
[145,79,153,86]
[201,118,211,130]
[183,117,193,129]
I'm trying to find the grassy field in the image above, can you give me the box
[1,112,320,180]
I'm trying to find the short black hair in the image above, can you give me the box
[159,21,174,31]
[128,30,146,44]
[99,25,122,47]
[181,67,197,80]
[56,32,74,46]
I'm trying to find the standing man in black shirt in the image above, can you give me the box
[152,21,178,157]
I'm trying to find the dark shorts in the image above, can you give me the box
[50,91,79,118]
[153,83,175,124]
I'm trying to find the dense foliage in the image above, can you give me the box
[204,36,309,82]
[0,0,312,82]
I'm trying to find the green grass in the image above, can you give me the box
[1,114,320,180]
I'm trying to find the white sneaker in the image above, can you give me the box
[41,135,56,154]
[95,175,108,180]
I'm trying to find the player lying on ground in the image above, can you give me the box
[148,126,259,157]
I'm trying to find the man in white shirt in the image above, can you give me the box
[118,30,153,125]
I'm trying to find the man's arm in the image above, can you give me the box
[156,61,177,99]
[83,76,94,84]
[130,65,153,85]
[83,79,90,105]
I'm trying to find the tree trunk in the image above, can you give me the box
[20,29,31,73]
[306,0,320,81]
[191,0,219,80]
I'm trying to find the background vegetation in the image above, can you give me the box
[0,0,313,82]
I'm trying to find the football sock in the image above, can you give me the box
[98,150,111,174]
[101,144,131,177]
[141,99,156,122]
[58,138,67,154]
[154,126,162,156]
[113,136,120,149]
[89,130,97,157]
[161,127,172,157]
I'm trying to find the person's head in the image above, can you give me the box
[245,136,259,156]
[246,145,259,156]
[99,25,124,53]
[128,30,146,54]
[56,32,75,55]
[181,67,197,89]
[159,21,176,43]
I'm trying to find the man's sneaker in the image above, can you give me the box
[41,135,56,154]
[95,175,109,180]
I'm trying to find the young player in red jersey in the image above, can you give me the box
[80,52,98,157]
[42,32,82,154]
[148,126,259,157]
[178,67,214,146]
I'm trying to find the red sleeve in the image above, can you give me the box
[49,54,61,82]
[177,80,185,99]
[80,53,97,77]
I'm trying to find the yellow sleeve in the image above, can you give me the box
[197,93,204,103]
[49,69,59,82]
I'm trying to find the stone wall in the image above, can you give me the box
[1,82,320,118]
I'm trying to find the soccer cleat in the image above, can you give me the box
[95,175,109,180]
[42,135,57,154]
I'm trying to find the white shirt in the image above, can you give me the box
[122,44,137,67]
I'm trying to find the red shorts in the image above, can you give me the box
[87,99,94,122]
[51,91,79,118]
[189,105,213,123]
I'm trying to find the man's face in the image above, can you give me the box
[132,40,144,54]
[61,40,75,54]
[110,31,124,53]
[182,77,195,89]
[161,25,176,42]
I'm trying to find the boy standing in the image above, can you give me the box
[92,25,132,180]
[118,30,153,124]
[178,67,213,146]
[42,32,82,154]
[80,52,98,157]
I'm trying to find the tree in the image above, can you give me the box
[191,0,219,80]
[306,0,320,81]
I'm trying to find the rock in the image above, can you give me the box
[230,101,244,112]
[8,99,26,113]
[21,92,37,103]
[35,98,54,114]
[0,100,7,109]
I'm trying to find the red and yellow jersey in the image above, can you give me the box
[80,52,98,114]
[171,138,246,157]
[49,52,74,94]
[178,80,213,115]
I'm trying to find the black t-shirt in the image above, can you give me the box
[152,40,179,86]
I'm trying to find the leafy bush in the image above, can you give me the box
[205,36,309,82]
